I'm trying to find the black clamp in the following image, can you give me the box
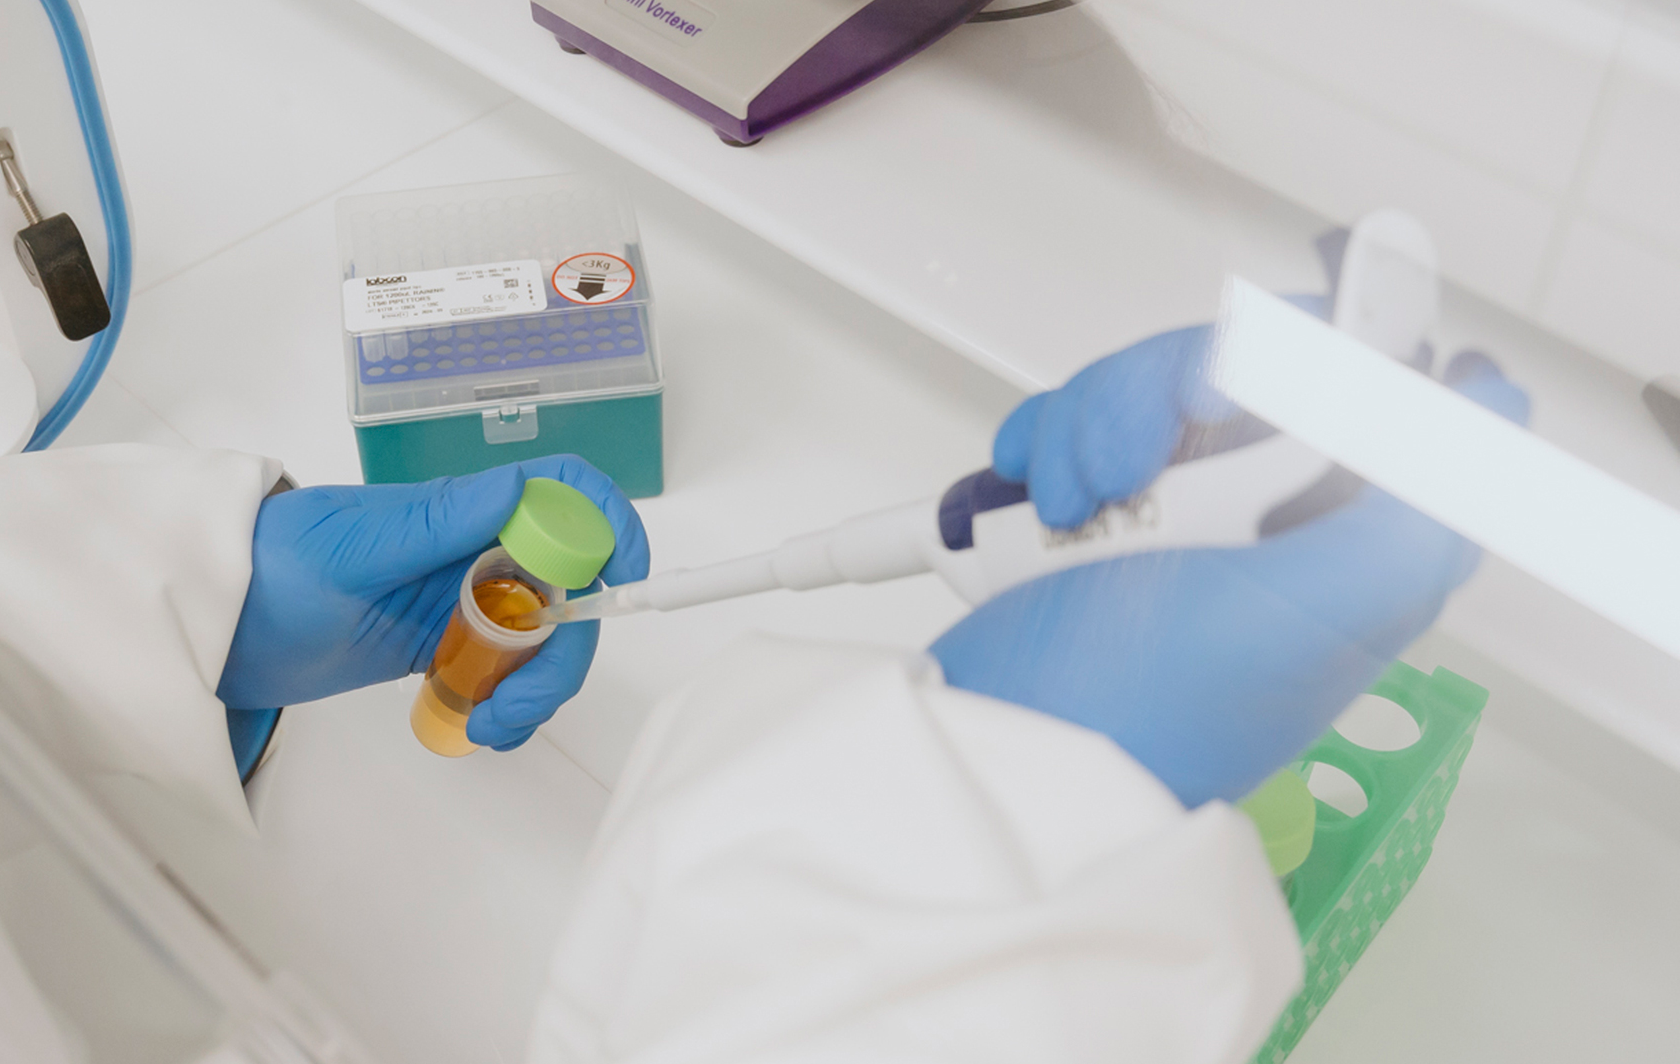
[1,137,110,342]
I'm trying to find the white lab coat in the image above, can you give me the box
[0,444,1301,1064]
[0,917,78,1064]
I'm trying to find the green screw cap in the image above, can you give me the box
[498,478,616,590]
[1239,768,1318,878]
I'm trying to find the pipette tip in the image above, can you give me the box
[504,584,642,630]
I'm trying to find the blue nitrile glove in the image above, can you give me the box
[218,456,650,752]
[933,340,1529,807]
[993,298,1327,529]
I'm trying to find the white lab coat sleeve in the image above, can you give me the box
[528,633,1303,1064]
[0,443,282,834]
[0,917,78,1064]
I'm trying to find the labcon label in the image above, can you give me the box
[342,260,545,333]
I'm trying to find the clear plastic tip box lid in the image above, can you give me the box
[337,174,661,425]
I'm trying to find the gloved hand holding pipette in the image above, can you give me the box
[934,337,1530,806]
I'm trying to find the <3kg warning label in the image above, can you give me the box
[552,252,635,305]
[342,260,545,333]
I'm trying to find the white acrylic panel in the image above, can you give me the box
[1217,279,1680,663]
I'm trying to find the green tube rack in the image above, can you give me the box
[1253,662,1488,1063]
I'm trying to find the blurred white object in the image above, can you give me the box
[528,634,1298,1064]
[1332,208,1438,362]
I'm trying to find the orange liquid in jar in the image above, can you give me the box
[410,578,549,757]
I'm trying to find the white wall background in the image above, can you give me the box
[1100,0,1680,381]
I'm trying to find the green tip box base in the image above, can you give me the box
[1254,662,1487,1063]
[354,392,664,498]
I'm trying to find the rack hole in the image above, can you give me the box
[1333,694,1421,751]
[1305,763,1368,818]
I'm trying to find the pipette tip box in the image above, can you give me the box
[336,174,664,496]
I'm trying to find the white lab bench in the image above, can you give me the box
[53,1,1680,1061]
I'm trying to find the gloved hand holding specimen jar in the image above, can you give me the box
[216,455,649,754]
[409,477,619,757]
[932,334,1530,805]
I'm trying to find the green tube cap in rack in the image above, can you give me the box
[1239,768,1318,878]
[498,478,616,589]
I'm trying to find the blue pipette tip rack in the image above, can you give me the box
[356,299,648,385]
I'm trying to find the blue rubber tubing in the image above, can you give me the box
[24,0,132,451]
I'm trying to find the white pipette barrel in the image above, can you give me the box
[531,499,944,626]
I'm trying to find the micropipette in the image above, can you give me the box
[512,430,1336,628]
[509,208,1441,630]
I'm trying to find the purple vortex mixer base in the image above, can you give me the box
[357,303,647,385]
[530,0,994,142]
